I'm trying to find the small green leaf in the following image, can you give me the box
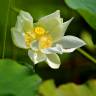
[81,31,95,50]
[65,0,96,30]
[0,59,42,96]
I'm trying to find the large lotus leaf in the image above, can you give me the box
[0,59,41,96]
[65,0,96,30]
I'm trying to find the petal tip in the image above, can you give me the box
[46,54,61,69]
[80,40,86,47]
[56,10,60,13]
[46,58,60,69]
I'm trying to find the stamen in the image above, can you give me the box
[39,35,52,49]
[34,27,45,36]
[24,27,52,49]
[24,32,36,47]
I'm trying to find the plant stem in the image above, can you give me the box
[77,48,96,64]
[2,0,11,58]
[11,7,20,13]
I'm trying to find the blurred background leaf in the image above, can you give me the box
[65,0,96,30]
[39,79,96,96]
[39,80,57,96]
[0,0,11,58]
[0,59,41,96]
[81,31,95,51]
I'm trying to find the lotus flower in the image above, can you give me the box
[11,10,85,69]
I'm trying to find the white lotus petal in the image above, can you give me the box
[54,35,86,53]
[38,11,73,41]
[48,18,73,42]
[62,17,74,35]
[49,22,64,42]
[30,40,39,51]
[62,48,76,53]
[46,54,60,69]
[41,44,63,54]
[15,10,33,33]
[41,47,60,54]
[38,10,61,31]
[55,44,76,53]
[11,28,27,49]
[41,43,76,54]
[28,50,46,64]
[37,10,64,41]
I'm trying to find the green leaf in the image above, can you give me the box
[39,80,58,96]
[39,79,96,96]
[81,31,95,50]
[58,83,92,96]
[65,0,96,30]
[0,59,41,96]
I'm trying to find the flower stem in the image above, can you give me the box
[77,48,96,64]
[11,7,20,13]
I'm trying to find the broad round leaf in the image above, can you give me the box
[65,0,96,30]
[0,59,41,96]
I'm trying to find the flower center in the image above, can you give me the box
[39,35,52,49]
[24,32,36,47]
[24,26,52,48]
[34,27,45,36]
